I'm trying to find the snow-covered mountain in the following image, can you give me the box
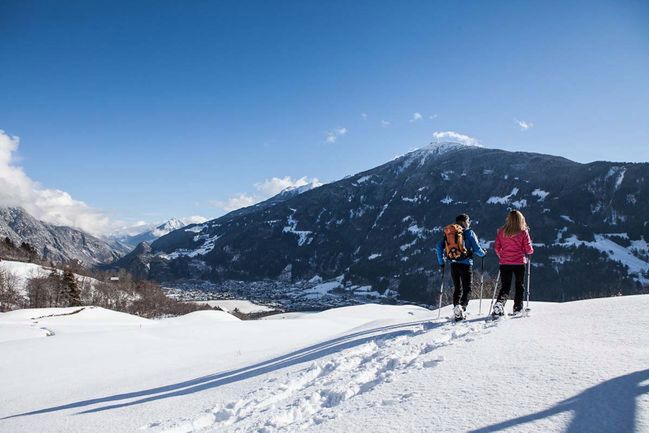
[116,142,649,304]
[273,179,323,200]
[113,218,187,249]
[0,207,128,266]
[1,295,648,432]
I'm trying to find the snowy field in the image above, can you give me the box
[191,300,276,314]
[1,296,648,433]
[0,260,100,296]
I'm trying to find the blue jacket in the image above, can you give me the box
[436,228,486,267]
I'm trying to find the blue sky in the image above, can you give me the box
[0,0,648,234]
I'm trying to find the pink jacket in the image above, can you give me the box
[494,228,534,265]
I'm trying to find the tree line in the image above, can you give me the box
[0,236,213,317]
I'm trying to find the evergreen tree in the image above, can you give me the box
[4,237,15,249]
[20,242,38,261]
[50,270,66,307]
[62,270,81,307]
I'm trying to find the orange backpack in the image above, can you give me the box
[443,224,468,260]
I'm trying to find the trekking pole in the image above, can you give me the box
[526,255,531,311]
[487,271,501,317]
[437,265,445,320]
[479,257,485,315]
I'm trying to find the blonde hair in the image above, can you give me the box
[502,210,529,237]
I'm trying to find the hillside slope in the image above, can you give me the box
[1,295,648,433]
[0,207,128,265]
[0,259,103,298]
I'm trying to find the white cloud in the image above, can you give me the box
[1,129,211,237]
[0,130,113,236]
[381,120,391,128]
[429,114,438,120]
[409,112,423,123]
[182,215,208,225]
[515,119,534,131]
[324,127,348,144]
[432,131,482,147]
[212,176,322,212]
[211,194,257,212]
[113,220,156,237]
[361,113,368,120]
[254,176,321,197]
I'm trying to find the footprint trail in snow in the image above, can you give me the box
[145,319,490,433]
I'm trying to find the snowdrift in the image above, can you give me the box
[1,296,648,433]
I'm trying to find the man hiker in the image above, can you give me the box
[436,213,486,321]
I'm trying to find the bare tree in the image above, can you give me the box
[0,270,22,311]
[26,276,54,308]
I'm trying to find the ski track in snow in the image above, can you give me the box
[144,318,491,433]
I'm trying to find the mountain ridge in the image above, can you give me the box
[113,143,649,305]
[0,206,129,266]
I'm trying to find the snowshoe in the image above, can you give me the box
[509,307,531,318]
[453,305,466,322]
[491,301,505,319]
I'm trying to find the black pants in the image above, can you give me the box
[451,263,472,308]
[497,264,526,311]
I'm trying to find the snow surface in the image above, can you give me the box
[283,211,313,247]
[192,300,276,314]
[355,175,373,184]
[605,166,627,191]
[185,225,206,234]
[560,215,575,223]
[161,233,219,259]
[304,281,342,297]
[1,297,649,433]
[560,234,649,282]
[532,188,549,201]
[0,260,100,297]
[0,260,51,294]
[510,198,527,209]
[486,187,519,205]
[440,195,453,204]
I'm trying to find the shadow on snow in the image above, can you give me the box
[3,316,452,418]
[469,369,649,433]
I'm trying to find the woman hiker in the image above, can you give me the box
[492,210,534,317]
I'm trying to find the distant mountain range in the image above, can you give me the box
[0,204,208,271]
[0,206,128,266]
[111,218,187,250]
[113,142,649,304]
